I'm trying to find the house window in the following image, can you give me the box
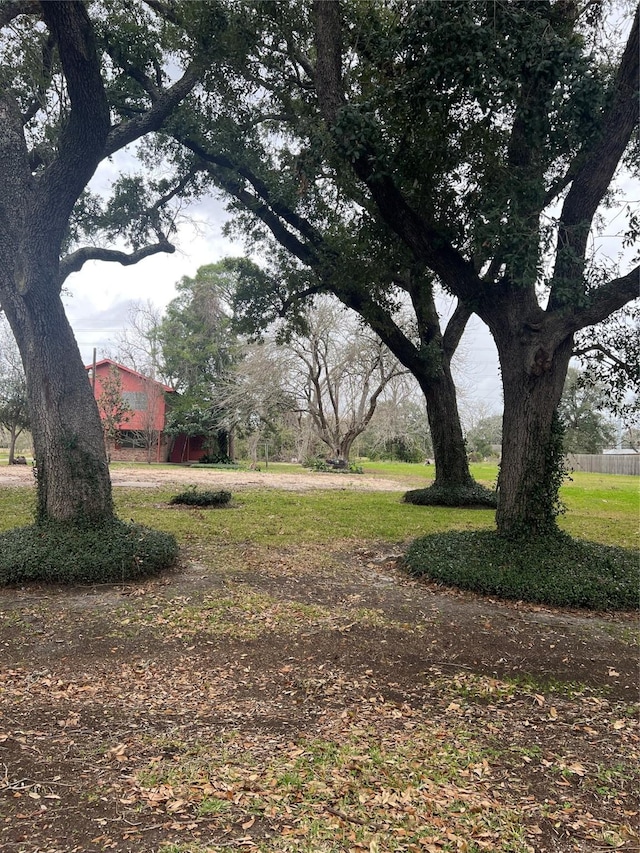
[117,430,148,448]
[123,391,148,411]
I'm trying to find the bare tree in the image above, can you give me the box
[214,339,297,466]
[112,301,165,380]
[131,376,167,464]
[286,301,407,466]
[360,373,432,462]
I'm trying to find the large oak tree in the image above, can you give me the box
[130,4,485,501]
[312,0,639,536]
[0,0,215,522]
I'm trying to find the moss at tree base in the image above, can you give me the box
[403,530,638,611]
[0,519,178,585]
[403,483,498,508]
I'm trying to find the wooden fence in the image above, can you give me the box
[566,454,639,476]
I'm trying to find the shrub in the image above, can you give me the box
[198,452,234,465]
[403,483,497,508]
[169,486,232,507]
[303,457,364,474]
[304,457,330,472]
[0,519,178,586]
[403,530,638,611]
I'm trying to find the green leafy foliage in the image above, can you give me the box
[197,452,234,465]
[403,530,637,611]
[560,367,616,453]
[465,415,502,460]
[0,519,178,586]
[303,457,363,474]
[169,486,232,507]
[534,411,570,534]
[573,304,639,435]
[159,262,238,395]
[403,482,497,508]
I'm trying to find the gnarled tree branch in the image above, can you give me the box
[550,6,639,306]
[58,239,175,287]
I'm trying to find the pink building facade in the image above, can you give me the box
[87,359,173,462]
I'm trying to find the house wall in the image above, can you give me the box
[107,436,171,463]
[92,362,168,432]
[88,361,208,464]
[169,433,208,463]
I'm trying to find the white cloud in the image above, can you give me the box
[64,206,245,364]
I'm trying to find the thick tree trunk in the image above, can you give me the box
[420,367,474,489]
[335,436,354,466]
[495,334,573,537]
[8,426,18,465]
[5,288,113,524]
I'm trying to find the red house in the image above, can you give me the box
[86,359,174,462]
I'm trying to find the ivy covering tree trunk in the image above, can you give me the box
[5,290,113,522]
[496,336,573,536]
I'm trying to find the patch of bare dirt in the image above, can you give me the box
[0,463,412,492]
[0,468,637,852]
[0,535,637,853]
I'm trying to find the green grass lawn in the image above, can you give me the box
[0,465,636,550]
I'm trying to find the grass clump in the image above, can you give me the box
[169,486,232,507]
[403,482,497,508]
[403,530,638,611]
[0,519,178,585]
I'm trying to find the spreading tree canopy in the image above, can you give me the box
[0,0,229,523]
[311,0,638,535]
[131,2,485,502]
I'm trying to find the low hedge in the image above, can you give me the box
[403,483,498,508]
[403,530,638,611]
[0,519,178,586]
[169,487,232,507]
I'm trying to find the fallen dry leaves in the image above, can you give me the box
[0,539,638,853]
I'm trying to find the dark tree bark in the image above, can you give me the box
[7,426,19,466]
[0,2,113,523]
[420,368,473,490]
[487,315,574,535]
[4,286,113,521]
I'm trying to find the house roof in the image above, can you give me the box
[86,358,174,393]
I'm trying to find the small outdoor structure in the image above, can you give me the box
[168,433,208,464]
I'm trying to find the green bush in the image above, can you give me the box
[403,530,638,611]
[198,452,234,465]
[169,486,232,507]
[403,483,498,508]
[303,457,363,474]
[0,519,178,586]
